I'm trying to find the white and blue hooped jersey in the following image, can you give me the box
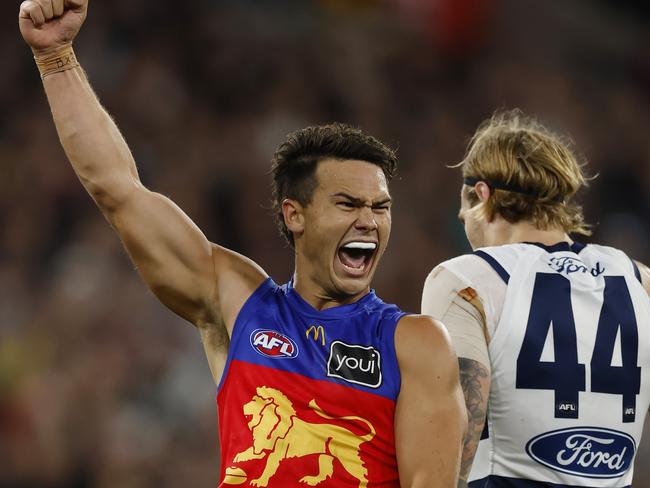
[443,242,650,487]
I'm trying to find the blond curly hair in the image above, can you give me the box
[458,109,593,235]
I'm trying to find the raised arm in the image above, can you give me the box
[394,315,467,487]
[18,1,266,334]
[422,267,491,487]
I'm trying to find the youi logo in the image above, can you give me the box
[250,329,299,359]
[526,427,635,478]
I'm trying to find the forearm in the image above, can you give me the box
[42,59,140,212]
[458,357,490,483]
[398,395,465,487]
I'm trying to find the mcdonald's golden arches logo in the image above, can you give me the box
[306,324,326,345]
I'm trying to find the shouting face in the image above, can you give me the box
[286,159,392,305]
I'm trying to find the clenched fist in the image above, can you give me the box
[19,0,88,54]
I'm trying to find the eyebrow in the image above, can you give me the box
[332,192,392,206]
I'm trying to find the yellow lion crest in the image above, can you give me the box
[225,386,376,487]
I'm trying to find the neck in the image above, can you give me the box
[483,218,571,248]
[292,250,369,311]
[292,273,369,310]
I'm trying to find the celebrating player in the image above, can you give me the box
[19,1,466,486]
[422,109,650,487]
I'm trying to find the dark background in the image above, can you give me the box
[1,0,649,486]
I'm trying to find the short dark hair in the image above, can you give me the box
[271,123,397,246]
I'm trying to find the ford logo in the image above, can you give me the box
[526,427,635,478]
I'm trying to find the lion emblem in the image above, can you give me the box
[225,386,376,487]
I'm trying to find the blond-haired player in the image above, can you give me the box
[422,110,650,487]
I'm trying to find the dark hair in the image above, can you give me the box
[271,123,397,246]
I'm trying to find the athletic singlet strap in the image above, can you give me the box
[474,250,510,284]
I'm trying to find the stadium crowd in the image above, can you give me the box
[1,0,648,486]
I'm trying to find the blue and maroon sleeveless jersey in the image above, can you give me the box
[217,278,406,488]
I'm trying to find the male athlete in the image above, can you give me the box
[19,1,466,486]
[422,110,650,487]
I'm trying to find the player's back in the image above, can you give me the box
[444,242,650,487]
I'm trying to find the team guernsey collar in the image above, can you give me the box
[283,278,380,319]
[523,241,587,254]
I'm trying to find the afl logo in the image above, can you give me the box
[250,329,299,359]
[526,427,635,478]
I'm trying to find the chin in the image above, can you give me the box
[343,279,372,295]
[331,273,373,299]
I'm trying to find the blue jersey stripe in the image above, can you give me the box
[474,250,510,284]
[523,241,587,254]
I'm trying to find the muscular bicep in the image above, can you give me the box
[108,186,267,328]
[395,316,466,488]
[39,66,267,336]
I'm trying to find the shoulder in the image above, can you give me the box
[587,245,649,289]
[435,253,488,276]
[395,315,457,374]
[635,260,650,297]
[396,314,450,341]
[582,243,639,270]
[582,242,625,256]
[431,251,509,286]
[211,244,269,282]
[422,255,501,311]
[208,244,270,330]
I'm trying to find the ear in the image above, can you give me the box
[474,181,491,203]
[282,198,304,237]
[473,181,498,223]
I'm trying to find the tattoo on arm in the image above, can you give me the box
[458,358,490,484]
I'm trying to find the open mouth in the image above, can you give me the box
[337,241,377,276]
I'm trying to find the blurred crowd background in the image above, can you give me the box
[1,0,649,486]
